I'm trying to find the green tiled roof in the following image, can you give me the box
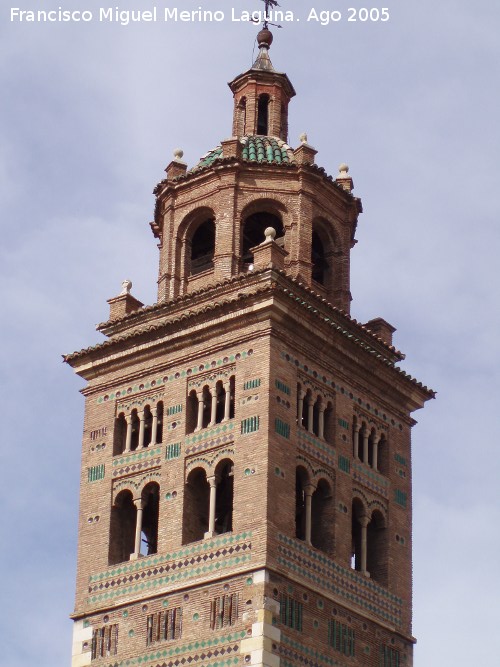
[194,136,295,170]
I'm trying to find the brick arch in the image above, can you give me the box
[112,471,161,504]
[185,447,235,479]
[368,499,388,521]
[352,489,370,515]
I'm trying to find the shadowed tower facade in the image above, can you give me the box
[65,25,433,667]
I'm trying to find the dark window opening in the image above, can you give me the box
[130,409,139,451]
[144,405,153,446]
[113,412,127,455]
[312,231,328,285]
[257,94,269,135]
[201,386,211,428]
[323,403,334,443]
[141,482,160,556]
[190,219,215,275]
[215,460,234,534]
[367,510,387,585]
[109,490,136,565]
[242,211,284,267]
[295,467,308,541]
[311,479,334,555]
[186,390,198,434]
[351,499,364,572]
[156,401,164,444]
[182,468,209,544]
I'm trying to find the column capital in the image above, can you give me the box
[359,515,370,528]
[303,483,316,497]
[133,498,144,510]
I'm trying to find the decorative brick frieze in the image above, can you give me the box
[98,632,245,667]
[351,462,389,499]
[87,532,252,607]
[276,534,402,627]
[298,429,336,467]
[112,446,162,479]
[96,350,254,404]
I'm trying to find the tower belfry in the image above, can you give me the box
[66,26,433,667]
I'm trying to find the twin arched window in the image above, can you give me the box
[182,459,234,544]
[351,499,387,584]
[109,482,160,565]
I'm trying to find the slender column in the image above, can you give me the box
[353,422,361,458]
[297,390,305,426]
[307,398,314,433]
[195,391,204,431]
[131,499,144,559]
[124,415,133,453]
[150,405,158,447]
[360,515,370,576]
[372,433,381,471]
[209,388,217,426]
[138,410,145,449]
[223,382,231,421]
[362,428,370,464]
[205,475,218,538]
[318,405,326,439]
[304,484,315,545]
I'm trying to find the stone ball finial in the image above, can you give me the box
[264,227,277,243]
[299,132,308,144]
[338,163,349,175]
[257,28,273,47]
[120,279,132,296]
[173,148,184,160]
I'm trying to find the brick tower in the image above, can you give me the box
[65,25,434,667]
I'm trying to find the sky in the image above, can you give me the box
[1,1,499,665]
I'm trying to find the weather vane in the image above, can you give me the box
[257,0,282,30]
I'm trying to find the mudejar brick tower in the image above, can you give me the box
[65,25,434,667]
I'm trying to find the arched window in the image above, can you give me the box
[351,499,365,572]
[323,402,334,443]
[130,409,139,451]
[257,94,270,135]
[242,211,284,268]
[214,459,234,534]
[186,390,198,434]
[144,405,153,447]
[156,401,164,444]
[367,510,387,585]
[312,231,328,285]
[109,490,136,565]
[295,467,308,541]
[141,482,160,556]
[190,219,215,275]
[113,412,127,455]
[183,468,210,544]
[311,221,338,293]
[311,479,334,555]
[377,434,388,474]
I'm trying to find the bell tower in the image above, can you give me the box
[66,23,433,667]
